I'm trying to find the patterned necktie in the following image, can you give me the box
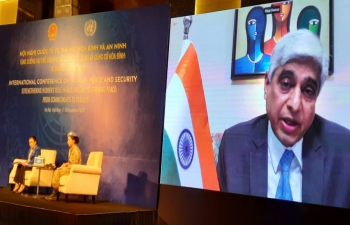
[275,149,295,201]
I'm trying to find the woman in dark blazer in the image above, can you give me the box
[12,136,41,193]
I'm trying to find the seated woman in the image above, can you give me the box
[45,131,82,201]
[13,136,41,193]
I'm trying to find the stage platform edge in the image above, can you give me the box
[0,187,157,225]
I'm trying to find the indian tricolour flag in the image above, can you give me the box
[161,39,219,191]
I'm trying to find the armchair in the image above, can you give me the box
[58,151,103,204]
[9,149,57,188]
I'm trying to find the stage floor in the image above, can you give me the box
[0,186,157,225]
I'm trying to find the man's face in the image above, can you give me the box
[264,58,321,147]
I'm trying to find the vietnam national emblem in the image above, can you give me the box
[84,19,97,37]
[48,23,58,41]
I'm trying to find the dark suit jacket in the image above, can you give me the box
[217,114,350,208]
[26,145,41,165]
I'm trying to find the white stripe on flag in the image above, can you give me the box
[178,40,191,63]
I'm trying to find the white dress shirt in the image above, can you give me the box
[267,121,303,202]
[27,148,34,162]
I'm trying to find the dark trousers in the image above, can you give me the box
[13,164,32,184]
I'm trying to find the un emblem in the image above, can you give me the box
[177,129,195,170]
[84,19,97,37]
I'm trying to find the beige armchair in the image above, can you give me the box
[58,151,103,204]
[9,149,57,188]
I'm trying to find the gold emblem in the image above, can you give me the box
[84,19,97,37]
[48,23,58,41]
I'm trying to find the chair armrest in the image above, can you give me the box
[71,165,101,175]
[13,159,27,163]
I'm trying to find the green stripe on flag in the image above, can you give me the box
[161,129,181,186]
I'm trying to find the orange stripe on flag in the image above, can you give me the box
[176,42,219,190]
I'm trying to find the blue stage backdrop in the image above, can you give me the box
[0,4,170,208]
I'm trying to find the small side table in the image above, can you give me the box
[31,164,55,198]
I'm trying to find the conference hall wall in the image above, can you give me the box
[0,4,170,208]
[161,0,350,221]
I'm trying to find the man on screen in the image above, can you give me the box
[217,29,350,208]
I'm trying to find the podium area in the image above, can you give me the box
[0,187,156,225]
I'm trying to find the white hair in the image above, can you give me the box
[268,29,329,91]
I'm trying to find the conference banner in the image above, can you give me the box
[0,4,170,208]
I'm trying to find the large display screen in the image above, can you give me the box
[161,0,350,209]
